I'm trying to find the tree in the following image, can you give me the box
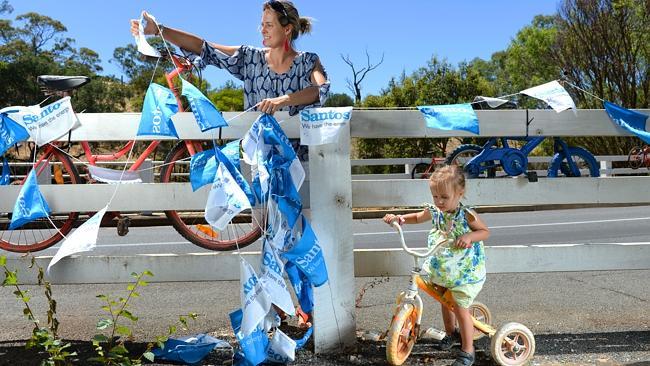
[341,50,384,105]
[323,93,353,107]
[209,80,244,112]
[554,0,649,109]
[0,9,128,112]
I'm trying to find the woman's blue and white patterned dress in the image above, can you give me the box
[191,42,330,115]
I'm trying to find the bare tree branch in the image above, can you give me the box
[340,50,384,104]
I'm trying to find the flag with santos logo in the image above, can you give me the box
[137,84,179,138]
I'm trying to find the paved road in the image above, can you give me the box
[5,205,649,257]
[0,270,648,364]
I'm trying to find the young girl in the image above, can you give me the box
[383,165,489,366]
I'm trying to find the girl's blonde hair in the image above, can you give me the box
[429,165,465,194]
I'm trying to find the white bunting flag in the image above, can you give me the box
[240,257,272,337]
[259,242,295,316]
[289,157,305,190]
[47,206,107,273]
[299,107,352,145]
[205,162,252,231]
[134,13,161,58]
[521,81,577,114]
[266,329,297,363]
[8,98,78,146]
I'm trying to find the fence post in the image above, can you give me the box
[140,159,154,215]
[600,159,611,177]
[308,123,356,352]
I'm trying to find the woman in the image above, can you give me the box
[130,1,329,116]
[130,1,327,327]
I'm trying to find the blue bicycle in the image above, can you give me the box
[445,136,600,179]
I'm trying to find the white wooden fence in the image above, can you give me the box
[2,109,650,352]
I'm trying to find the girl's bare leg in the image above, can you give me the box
[454,306,475,354]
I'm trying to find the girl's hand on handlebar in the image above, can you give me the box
[455,234,472,249]
[383,214,405,226]
[130,11,158,37]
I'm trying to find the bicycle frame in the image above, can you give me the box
[76,54,200,173]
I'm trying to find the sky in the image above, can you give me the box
[6,1,559,97]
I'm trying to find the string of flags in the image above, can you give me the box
[417,80,646,138]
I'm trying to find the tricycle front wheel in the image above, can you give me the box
[490,322,535,365]
[386,304,419,365]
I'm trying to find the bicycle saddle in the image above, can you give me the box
[37,75,90,92]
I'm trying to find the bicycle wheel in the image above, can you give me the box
[547,147,600,177]
[445,144,496,178]
[628,146,644,170]
[410,163,433,179]
[386,304,418,366]
[0,144,80,252]
[160,141,263,251]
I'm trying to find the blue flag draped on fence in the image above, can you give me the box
[180,78,228,132]
[137,83,179,138]
[0,113,30,156]
[9,170,51,230]
[1,156,9,185]
[604,101,650,144]
[417,103,480,135]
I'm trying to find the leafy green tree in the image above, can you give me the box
[323,93,354,107]
[0,8,129,112]
[209,80,244,111]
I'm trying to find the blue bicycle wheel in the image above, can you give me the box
[547,147,600,177]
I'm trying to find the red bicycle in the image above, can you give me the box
[410,153,446,179]
[0,53,264,253]
[628,145,650,170]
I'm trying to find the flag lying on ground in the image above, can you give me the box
[521,80,576,113]
[299,107,352,145]
[417,103,480,134]
[0,112,30,155]
[137,84,179,138]
[1,156,9,185]
[239,258,272,338]
[181,78,228,132]
[204,161,252,231]
[230,309,268,366]
[266,329,296,364]
[604,101,650,144]
[134,13,161,58]
[9,170,51,230]
[47,206,108,273]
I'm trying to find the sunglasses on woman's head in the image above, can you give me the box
[267,0,288,19]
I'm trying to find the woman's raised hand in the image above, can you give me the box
[130,11,158,37]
